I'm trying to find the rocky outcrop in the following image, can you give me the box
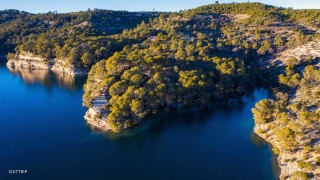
[84,93,142,132]
[254,124,298,180]
[273,40,320,66]
[7,56,50,70]
[6,52,87,76]
[84,107,111,131]
[255,123,320,180]
[84,95,111,131]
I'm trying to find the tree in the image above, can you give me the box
[175,49,186,60]
[274,34,284,47]
[81,52,95,68]
[275,127,296,151]
[68,48,80,65]
[290,171,310,180]
[130,99,144,115]
[109,80,129,96]
[252,99,275,124]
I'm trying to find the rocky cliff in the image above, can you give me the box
[6,52,87,76]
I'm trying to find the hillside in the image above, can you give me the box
[82,3,320,132]
[0,9,158,54]
[1,3,320,179]
[253,58,320,179]
[81,4,320,179]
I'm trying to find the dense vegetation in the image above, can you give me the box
[5,3,320,70]
[12,20,159,69]
[2,2,320,179]
[0,9,30,24]
[252,57,320,179]
[0,9,158,55]
[83,32,253,131]
[2,3,320,136]
[82,3,320,132]
[187,3,320,27]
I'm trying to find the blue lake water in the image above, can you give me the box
[0,62,277,180]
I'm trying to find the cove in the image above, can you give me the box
[0,62,277,180]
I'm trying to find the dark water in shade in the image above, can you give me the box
[0,62,277,180]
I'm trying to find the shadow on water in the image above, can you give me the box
[88,88,261,141]
[0,56,7,65]
[87,99,247,142]
[0,56,280,179]
[5,64,87,91]
[83,88,279,180]
[251,133,281,180]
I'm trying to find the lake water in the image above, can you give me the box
[0,62,277,180]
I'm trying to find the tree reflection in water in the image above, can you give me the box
[7,65,86,91]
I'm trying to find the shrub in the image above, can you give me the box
[290,171,310,180]
[297,161,313,171]
[316,157,320,166]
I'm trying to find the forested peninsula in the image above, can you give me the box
[1,3,320,179]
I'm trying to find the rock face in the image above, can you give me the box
[84,107,111,131]
[84,93,141,132]
[7,57,50,70]
[6,53,87,76]
[84,95,111,131]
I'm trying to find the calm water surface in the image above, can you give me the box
[0,62,277,180]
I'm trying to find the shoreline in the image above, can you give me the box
[251,132,281,180]
[6,55,88,76]
[84,107,111,132]
[254,124,289,180]
[253,129,283,179]
[84,87,264,133]
[3,55,295,180]
[254,123,313,180]
[255,122,320,179]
